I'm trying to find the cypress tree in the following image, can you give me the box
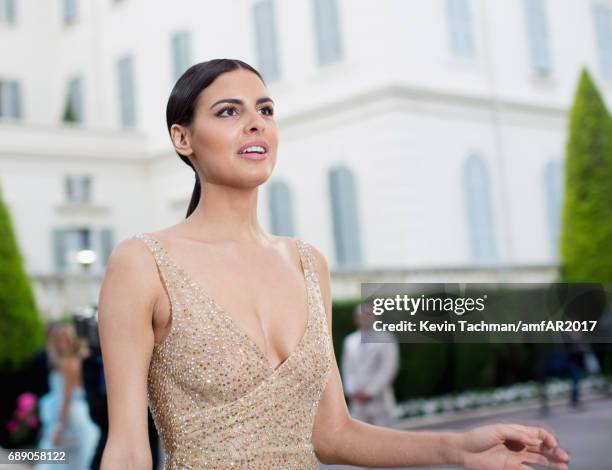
[560,68,612,282]
[0,184,45,370]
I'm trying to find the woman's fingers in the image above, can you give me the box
[531,430,569,463]
[519,450,569,470]
[519,460,568,470]
[515,451,567,470]
[506,424,569,463]
[497,423,570,467]
[529,444,571,464]
[508,423,558,449]
[521,450,560,466]
[530,425,557,449]
[495,424,541,448]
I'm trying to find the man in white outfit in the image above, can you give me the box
[341,301,400,428]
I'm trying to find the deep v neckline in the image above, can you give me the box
[142,233,313,376]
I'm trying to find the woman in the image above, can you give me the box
[98,59,570,469]
[35,322,101,469]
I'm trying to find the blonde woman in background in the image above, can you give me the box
[34,322,101,470]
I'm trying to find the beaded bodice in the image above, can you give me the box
[133,233,333,469]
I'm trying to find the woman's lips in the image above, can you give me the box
[237,151,267,160]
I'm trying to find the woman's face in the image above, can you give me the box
[51,326,73,355]
[176,68,278,189]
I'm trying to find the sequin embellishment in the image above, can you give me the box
[133,233,333,469]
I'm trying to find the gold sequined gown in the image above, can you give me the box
[133,234,333,469]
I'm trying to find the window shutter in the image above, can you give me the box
[53,228,67,273]
[63,0,77,24]
[313,0,343,65]
[268,181,295,236]
[171,31,192,80]
[544,160,563,259]
[3,0,16,24]
[117,56,136,127]
[463,155,497,263]
[446,0,475,58]
[329,166,362,267]
[253,0,281,82]
[594,4,612,80]
[524,0,551,74]
[68,76,83,122]
[9,81,21,118]
[99,228,115,268]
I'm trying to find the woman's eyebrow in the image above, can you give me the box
[209,97,274,109]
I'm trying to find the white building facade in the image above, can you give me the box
[0,0,608,316]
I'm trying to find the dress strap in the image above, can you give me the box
[295,239,318,284]
[132,233,179,305]
[132,233,169,269]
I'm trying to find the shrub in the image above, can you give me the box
[560,68,612,282]
[0,185,45,371]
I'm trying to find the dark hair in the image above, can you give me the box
[166,59,266,218]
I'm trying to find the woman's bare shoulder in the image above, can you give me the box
[100,235,164,312]
[107,235,157,273]
[142,222,193,243]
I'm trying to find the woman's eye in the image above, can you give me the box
[216,105,274,118]
[216,106,237,117]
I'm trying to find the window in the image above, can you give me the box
[0,79,21,119]
[594,4,612,80]
[544,159,563,260]
[99,228,115,267]
[328,165,362,267]
[0,0,16,24]
[253,0,281,82]
[268,180,295,236]
[524,0,552,75]
[312,0,343,66]
[117,55,137,127]
[64,76,83,123]
[446,0,475,58]
[53,228,90,273]
[463,155,497,263]
[64,174,92,203]
[171,31,192,81]
[63,0,77,24]
[52,227,115,274]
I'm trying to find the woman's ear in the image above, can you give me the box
[170,124,194,158]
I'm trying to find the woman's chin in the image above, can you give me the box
[233,156,275,177]
[233,168,275,188]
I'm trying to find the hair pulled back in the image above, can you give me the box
[166,59,265,218]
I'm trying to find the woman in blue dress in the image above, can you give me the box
[35,322,100,470]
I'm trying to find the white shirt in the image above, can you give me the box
[341,329,399,411]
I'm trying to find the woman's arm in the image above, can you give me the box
[97,238,160,470]
[309,246,569,469]
[52,357,79,446]
[309,246,460,466]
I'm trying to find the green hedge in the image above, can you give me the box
[332,285,611,400]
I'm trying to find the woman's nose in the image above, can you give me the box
[245,108,266,131]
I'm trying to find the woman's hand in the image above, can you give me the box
[461,423,570,470]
